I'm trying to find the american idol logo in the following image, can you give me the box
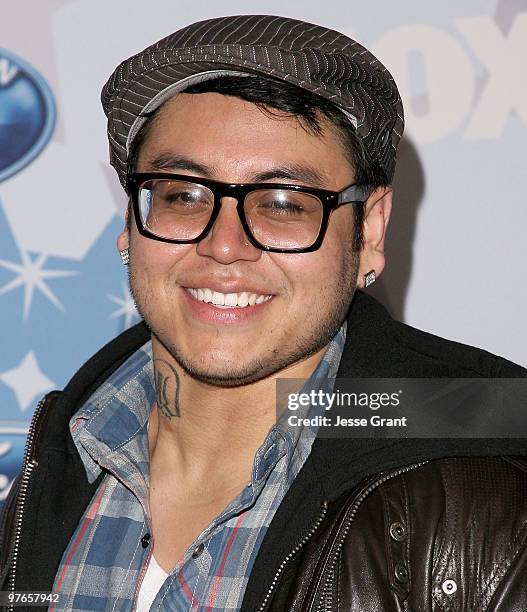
[0,49,55,182]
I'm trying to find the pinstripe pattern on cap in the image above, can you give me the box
[101,15,404,188]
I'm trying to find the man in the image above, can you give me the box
[1,14,526,611]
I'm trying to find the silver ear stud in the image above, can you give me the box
[364,269,376,288]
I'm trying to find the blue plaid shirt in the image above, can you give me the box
[51,322,346,611]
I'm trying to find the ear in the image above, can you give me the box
[116,208,130,253]
[357,186,393,288]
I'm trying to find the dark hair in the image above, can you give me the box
[127,75,389,251]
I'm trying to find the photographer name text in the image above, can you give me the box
[288,414,407,428]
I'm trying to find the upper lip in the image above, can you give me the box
[182,281,274,296]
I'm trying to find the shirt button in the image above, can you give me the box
[141,533,151,548]
[192,543,205,559]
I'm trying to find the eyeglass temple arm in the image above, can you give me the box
[337,185,370,204]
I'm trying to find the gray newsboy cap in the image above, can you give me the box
[101,14,405,189]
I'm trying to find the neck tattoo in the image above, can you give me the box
[153,358,181,419]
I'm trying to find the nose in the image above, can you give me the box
[195,197,262,264]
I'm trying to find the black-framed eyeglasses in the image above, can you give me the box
[126,172,369,253]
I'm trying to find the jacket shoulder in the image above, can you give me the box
[348,291,526,377]
[391,318,526,376]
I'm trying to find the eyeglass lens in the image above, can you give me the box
[138,179,324,249]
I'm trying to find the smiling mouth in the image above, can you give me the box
[184,287,273,308]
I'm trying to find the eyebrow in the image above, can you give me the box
[146,153,212,176]
[144,153,330,187]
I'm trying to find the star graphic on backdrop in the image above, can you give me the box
[108,282,139,330]
[0,248,76,320]
[0,442,12,457]
[0,351,55,412]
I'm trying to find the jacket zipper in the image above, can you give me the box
[314,460,429,612]
[6,396,47,608]
[257,500,329,612]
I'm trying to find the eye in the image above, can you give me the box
[151,181,213,210]
[164,190,203,205]
[256,193,306,216]
[262,200,303,214]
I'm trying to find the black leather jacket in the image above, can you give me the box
[265,455,527,611]
[2,291,527,611]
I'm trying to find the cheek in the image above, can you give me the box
[128,236,194,308]
[283,242,352,302]
[130,231,193,275]
[297,230,357,305]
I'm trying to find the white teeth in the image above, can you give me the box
[186,287,272,308]
[224,293,238,306]
[212,291,225,306]
[238,292,249,307]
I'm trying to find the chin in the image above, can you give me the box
[179,358,271,388]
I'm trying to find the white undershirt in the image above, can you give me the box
[136,554,169,611]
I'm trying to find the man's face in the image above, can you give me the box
[120,92,360,386]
